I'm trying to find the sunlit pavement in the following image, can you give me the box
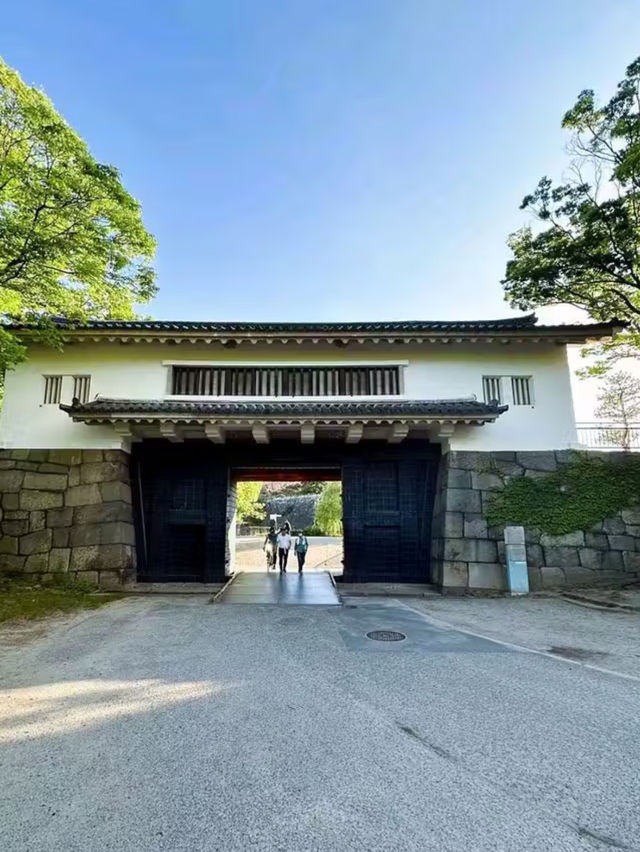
[1,595,639,851]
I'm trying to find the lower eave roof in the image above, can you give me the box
[61,398,507,424]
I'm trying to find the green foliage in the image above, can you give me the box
[595,370,640,449]
[486,454,640,535]
[0,58,156,369]
[314,482,343,536]
[0,576,120,623]
[503,56,640,370]
[236,481,265,524]
[275,480,325,496]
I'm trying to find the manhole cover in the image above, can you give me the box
[366,630,406,642]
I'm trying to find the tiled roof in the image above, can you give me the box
[62,398,507,420]
[15,316,539,332]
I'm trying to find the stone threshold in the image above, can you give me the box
[337,582,441,597]
[124,582,225,595]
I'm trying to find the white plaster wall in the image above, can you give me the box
[0,340,577,451]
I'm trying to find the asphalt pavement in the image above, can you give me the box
[1,595,639,851]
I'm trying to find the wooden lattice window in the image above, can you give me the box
[73,375,91,403]
[43,376,63,405]
[171,365,402,397]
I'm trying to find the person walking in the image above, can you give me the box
[263,524,277,571]
[276,526,292,573]
[294,531,309,573]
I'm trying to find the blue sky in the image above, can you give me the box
[3,1,640,322]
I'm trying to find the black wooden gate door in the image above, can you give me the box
[342,455,435,583]
[138,454,228,583]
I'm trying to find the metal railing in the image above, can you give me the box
[576,422,640,451]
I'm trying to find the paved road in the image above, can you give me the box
[1,596,639,851]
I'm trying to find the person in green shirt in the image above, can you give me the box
[294,531,309,573]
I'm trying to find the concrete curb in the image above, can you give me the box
[208,573,238,604]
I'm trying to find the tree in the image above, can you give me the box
[595,370,640,450]
[0,58,156,369]
[503,56,640,373]
[236,482,265,525]
[314,482,343,536]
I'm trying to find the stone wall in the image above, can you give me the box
[433,450,640,592]
[0,449,135,588]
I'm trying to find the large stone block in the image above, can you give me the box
[440,560,468,588]
[579,548,603,571]
[38,463,70,474]
[52,528,70,548]
[540,531,585,547]
[0,536,18,554]
[585,532,609,550]
[14,462,39,471]
[82,450,104,462]
[476,540,498,563]
[446,451,485,471]
[98,570,124,590]
[74,570,99,586]
[74,501,133,526]
[468,562,505,590]
[80,461,128,485]
[20,491,63,510]
[602,551,624,573]
[603,517,627,535]
[470,471,504,491]
[99,481,132,504]
[70,546,100,571]
[0,460,16,469]
[464,515,488,539]
[0,554,26,572]
[2,494,19,510]
[0,470,25,492]
[70,525,102,547]
[443,538,478,562]
[623,551,640,572]
[621,509,640,526]
[65,484,102,507]
[19,529,52,555]
[446,488,481,513]
[491,459,524,477]
[68,467,81,487]
[2,520,28,536]
[526,544,544,568]
[24,553,48,572]
[29,511,46,532]
[543,546,580,568]
[97,544,134,570]
[442,512,463,538]
[447,469,471,489]
[46,507,74,528]
[540,566,566,588]
[516,451,557,472]
[4,510,28,520]
[23,471,67,491]
[100,522,135,545]
[608,535,636,552]
[48,449,82,466]
[49,548,71,572]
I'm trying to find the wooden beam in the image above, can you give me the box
[388,423,409,444]
[300,423,315,444]
[252,424,270,444]
[204,423,225,444]
[345,423,364,444]
[431,421,456,441]
[159,422,183,442]
[113,422,133,439]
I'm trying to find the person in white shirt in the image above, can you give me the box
[276,527,292,573]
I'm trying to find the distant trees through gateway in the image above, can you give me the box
[235,480,343,536]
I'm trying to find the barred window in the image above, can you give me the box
[483,375,533,406]
[482,376,503,404]
[170,365,403,397]
[511,376,532,406]
[73,375,91,403]
[43,375,63,405]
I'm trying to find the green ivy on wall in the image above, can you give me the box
[486,454,640,535]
